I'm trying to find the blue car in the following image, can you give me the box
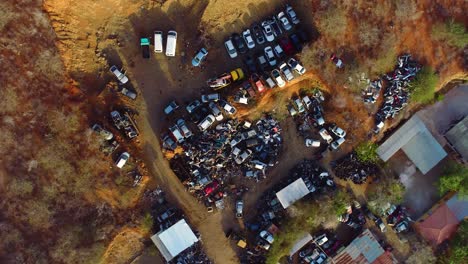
[191,48,208,67]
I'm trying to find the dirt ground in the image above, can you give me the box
[40,0,467,263]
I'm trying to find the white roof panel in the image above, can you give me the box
[151,219,199,261]
[276,178,310,209]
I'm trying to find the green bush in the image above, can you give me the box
[438,220,468,263]
[355,142,380,163]
[410,66,439,104]
[432,19,468,48]
[437,162,468,196]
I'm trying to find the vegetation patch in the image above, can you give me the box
[432,19,468,49]
[355,141,380,164]
[409,66,439,104]
[437,162,468,197]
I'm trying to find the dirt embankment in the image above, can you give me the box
[39,0,467,263]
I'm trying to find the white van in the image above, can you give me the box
[154,31,163,53]
[165,30,177,57]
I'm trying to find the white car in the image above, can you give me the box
[198,115,216,131]
[224,39,238,58]
[287,58,306,75]
[235,149,252,164]
[319,128,333,143]
[261,21,275,42]
[176,119,192,138]
[271,69,285,88]
[110,65,129,84]
[302,96,312,110]
[220,100,237,115]
[286,4,300,24]
[279,62,294,81]
[277,11,292,31]
[169,125,185,143]
[259,230,274,244]
[264,46,277,66]
[115,152,130,169]
[331,125,346,137]
[330,137,345,150]
[208,102,224,121]
[242,29,256,49]
[293,98,305,113]
[305,139,320,147]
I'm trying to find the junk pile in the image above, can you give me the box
[290,159,336,192]
[362,54,421,133]
[331,153,379,184]
[174,243,212,264]
[110,110,139,139]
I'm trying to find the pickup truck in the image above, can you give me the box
[141,38,150,59]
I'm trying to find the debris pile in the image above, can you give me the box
[364,54,421,133]
[176,115,282,189]
[110,110,139,139]
[290,159,336,192]
[331,153,379,184]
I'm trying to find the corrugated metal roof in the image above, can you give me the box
[150,219,199,261]
[333,229,397,264]
[275,178,310,209]
[445,116,468,161]
[401,130,447,174]
[377,115,446,174]
[289,233,313,256]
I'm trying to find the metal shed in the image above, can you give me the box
[377,115,447,174]
[275,178,310,209]
[150,219,199,261]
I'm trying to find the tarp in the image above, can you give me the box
[276,178,310,209]
[150,219,199,261]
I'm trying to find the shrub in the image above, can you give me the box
[439,220,468,263]
[355,142,380,163]
[437,162,468,196]
[367,175,405,215]
[409,66,438,104]
[432,19,468,48]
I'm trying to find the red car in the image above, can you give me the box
[279,37,294,56]
[203,180,219,196]
[251,74,266,93]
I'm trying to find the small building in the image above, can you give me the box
[414,192,468,247]
[377,115,447,174]
[333,229,397,264]
[289,233,313,256]
[275,178,310,209]
[150,219,199,262]
[444,116,468,164]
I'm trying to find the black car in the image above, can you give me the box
[232,33,247,53]
[256,53,269,71]
[290,33,303,52]
[270,17,283,36]
[296,28,310,43]
[251,23,265,44]
[243,55,257,73]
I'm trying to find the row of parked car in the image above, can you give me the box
[224,4,301,58]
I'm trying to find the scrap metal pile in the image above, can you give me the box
[176,115,282,187]
[331,153,379,184]
[290,159,336,192]
[362,54,421,132]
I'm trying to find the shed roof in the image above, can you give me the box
[333,229,396,264]
[446,194,468,221]
[150,219,199,261]
[275,178,310,209]
[377,115,447,174]
[445,116,468,162]
[289,233,313,256]
[415,204,459,246]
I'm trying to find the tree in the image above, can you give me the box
[367,175,405,215]
[432,19,468,48]
[438,220,468,263]
[437,162,468,196]
[355,142,380,163]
